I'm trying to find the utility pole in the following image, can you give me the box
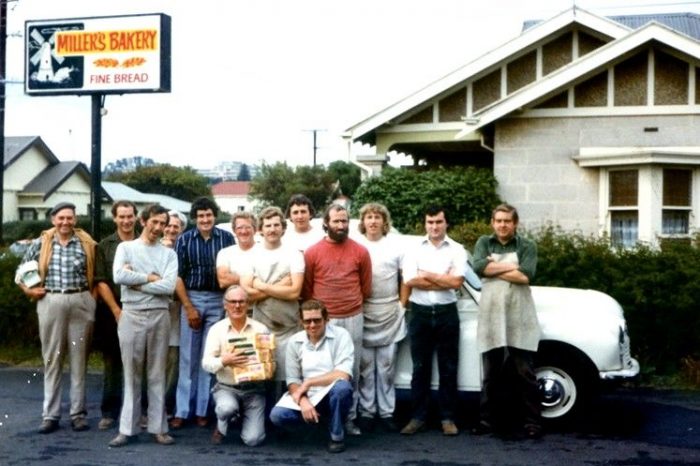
[303,128,325,167]
[0,0,8,243]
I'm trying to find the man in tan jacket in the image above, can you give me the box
[16,202,97,434]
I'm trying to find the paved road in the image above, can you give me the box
[1,366,699,465]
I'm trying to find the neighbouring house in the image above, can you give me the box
[211,180,258,214]
[2,135,108,222]
[347,8,700,247]
[101,181,191,217]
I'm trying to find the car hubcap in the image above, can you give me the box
[536,366,577,419]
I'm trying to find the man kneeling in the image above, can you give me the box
[270,300,354,453]
[202,285,270,446]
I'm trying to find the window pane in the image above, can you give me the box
[663,169,691,206]
[609,170,638,206]
[662,210,689,235]
[611,211,638,248]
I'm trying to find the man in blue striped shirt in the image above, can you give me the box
[171,197,234,429]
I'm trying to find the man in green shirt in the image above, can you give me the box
[471,203,542,439]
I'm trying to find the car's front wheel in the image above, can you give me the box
[535,350,596,424]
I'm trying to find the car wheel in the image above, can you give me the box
[535,351,593,423]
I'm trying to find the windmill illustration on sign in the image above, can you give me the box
[27,25,83,87]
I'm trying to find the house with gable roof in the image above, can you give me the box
[347,8,700,247]
[3,135,107,222]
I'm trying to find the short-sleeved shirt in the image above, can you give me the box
[285,324,354,397]
[176,227,235,291]
[402,235,467,306]
[216,243,258,277]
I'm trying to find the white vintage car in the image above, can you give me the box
[394,246,640,423]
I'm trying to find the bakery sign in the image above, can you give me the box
[25,13,171,96]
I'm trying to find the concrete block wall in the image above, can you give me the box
[493,115,700,236]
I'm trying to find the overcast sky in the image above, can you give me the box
[5,0,700,170]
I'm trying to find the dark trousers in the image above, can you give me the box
[408,302,459,422]
[480,346,541,430]
[93,301,123,419]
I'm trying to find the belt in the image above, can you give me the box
[45,287,88,294]
[218,381,266,392]
[411,302,456,313]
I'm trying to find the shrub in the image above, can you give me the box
[0,251,39,346]
[351,166,500,233]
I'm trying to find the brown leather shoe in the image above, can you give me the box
[400,419,425,435]
[442,420,459,436]
[169,417,185,429]
[211,428,224,445]
[195,416,208,427]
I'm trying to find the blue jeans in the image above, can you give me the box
[175,291,223,418]
[408,302,459,422]
[269,379,353,442]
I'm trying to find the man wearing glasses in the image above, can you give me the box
[202,285,270,446]
[269,299,354,453]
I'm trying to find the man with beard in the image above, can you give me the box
[94,200,138,431]
[302,203,371,435]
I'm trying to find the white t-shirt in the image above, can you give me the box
[282,226,325,253]
[216,243,258,276]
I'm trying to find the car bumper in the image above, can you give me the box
[599,357,640,380]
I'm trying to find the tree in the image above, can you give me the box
[350,166,501,233]
[237,163,252,181]
[249,162,339,212]
[327,160,361,198]
[106,164,211,201]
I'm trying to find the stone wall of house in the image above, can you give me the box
[493,114,700,235]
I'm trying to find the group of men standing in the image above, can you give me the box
[16,193,543,453]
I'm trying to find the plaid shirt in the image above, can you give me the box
[23,235,89,289]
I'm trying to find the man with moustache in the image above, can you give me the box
[302,203,372,435]
[108,204,178,447]
[283,194,324,253]
[269,299,354,453]
[172,197,235,429]
[94,200,138,430]
[400,205,466,437]
[16,202,97,434]
[241,207,304,392]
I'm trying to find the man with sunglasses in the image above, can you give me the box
[269,299,354,453]
[202,285,270,446]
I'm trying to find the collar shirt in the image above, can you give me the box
[95,232,123,298]
[471,233,537,281]
[402,235,468,306]
[202,316,271,385]
[285,324,354,396]
[176,227,235,291]
[24,234,89,289]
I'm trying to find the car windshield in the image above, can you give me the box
[465,260,482,291]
